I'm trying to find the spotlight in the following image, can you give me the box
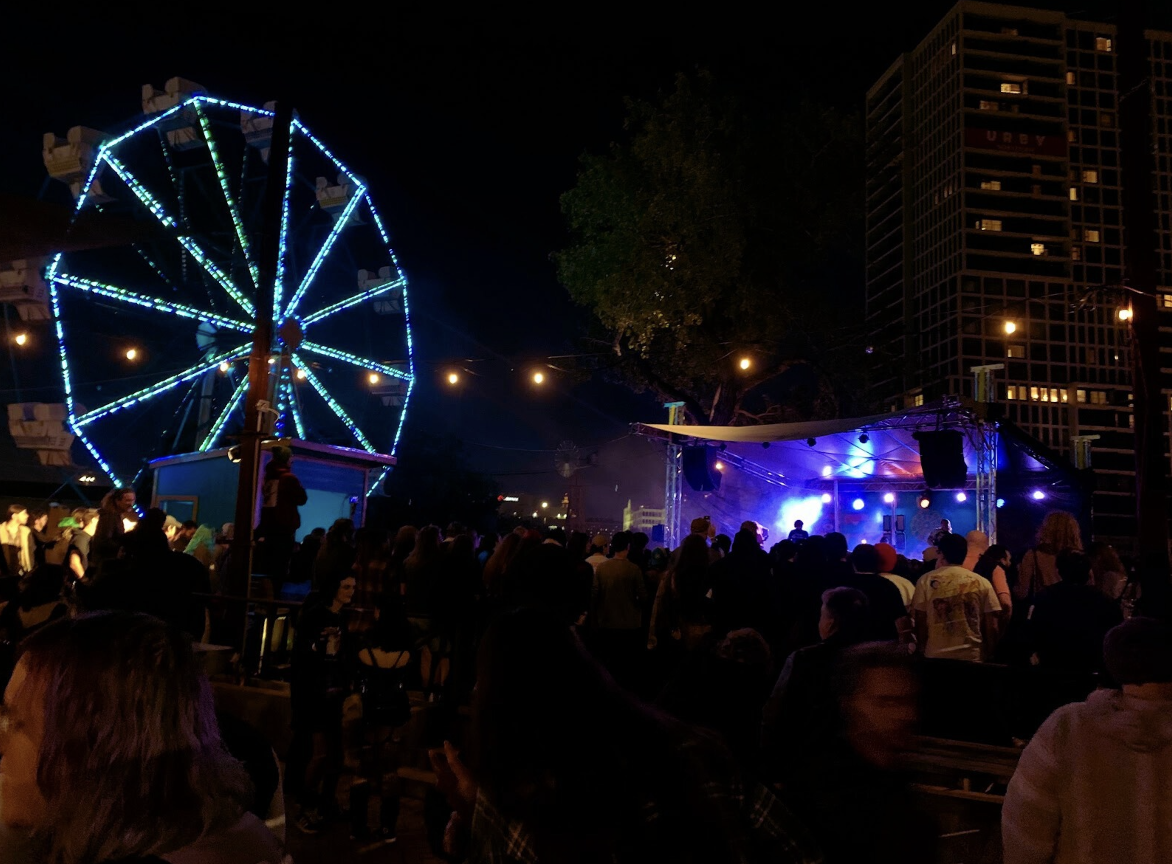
[821,493,833,504]
[541,502,549,509]
[807,438,817,447]
[858,433,870,444]
[13,332,28,346]
[125,347,138,361]
[1003,320,1017,335]
[883,492,895,504]
[956,491,967,502]
[996,498,1005,508]
[918,494,931,510]
[1118,308,1132,321]
[822,465,832,477]
[1032,489,1046,501]
[714,461,725,471]
[851,498,865,511]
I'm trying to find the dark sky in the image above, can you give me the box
[0,1,1149,519]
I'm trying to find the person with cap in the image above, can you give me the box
[584,534,609,571]
[874,542,916,613]
[255,445,308,584]
[1002,617,1172,864]
[669,516,723,568]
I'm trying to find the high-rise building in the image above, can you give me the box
[866,1,1172,548]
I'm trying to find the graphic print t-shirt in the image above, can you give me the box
[912,565,1001,661]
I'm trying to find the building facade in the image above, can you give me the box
[866,1,1172,547]
[622,499,665,534]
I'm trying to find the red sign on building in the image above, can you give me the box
[965,127,1068,157]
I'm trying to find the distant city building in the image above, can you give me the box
[623,500,665,533]
[866,1,1172,548]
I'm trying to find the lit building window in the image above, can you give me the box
[913,393,924,407]
[1100,112,1115,127]
[1076,389,1087,403]
[1082,169,1099,184]
[979,100,1000,111]
[1001,81,1024,94]
[1066,71,1076,85]
[1032,164,1043,177]
[1031,243,1047,256]
[1067,129,1077,143]
[1050,388,1059,403]
[1007,385,1018,399]
[1069,187,1079,201]
[1090,390,1108,405]
[977,219,1003,231]
[1072,245,1082,261]
[980,180,1002,190]
[1007,344,1025,358]
[1085,229,1101,242]
[1161,293,1172,308]
[1030,386,1040,401]
[1095,36,1112,52]
[1060,389,1069,403]
[951,42,957,55]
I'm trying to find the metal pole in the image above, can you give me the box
[228,102,293,599]
[1118,0,1170,575]
[663,401,684,549]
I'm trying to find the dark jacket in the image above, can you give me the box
[257,462,307,534]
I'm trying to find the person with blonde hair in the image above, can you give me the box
[0,611,285,863]
[1015,511,1082,601]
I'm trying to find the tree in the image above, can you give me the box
[556,71,864,425]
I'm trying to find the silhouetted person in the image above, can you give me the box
[256,446,307,582]
[1027,551,1122,674]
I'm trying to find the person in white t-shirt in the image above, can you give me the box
[912,533,1001,661]
[584,534,609,571]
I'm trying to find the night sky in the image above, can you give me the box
[0,1,1147,520]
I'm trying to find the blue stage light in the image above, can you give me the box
[852,498,865,511]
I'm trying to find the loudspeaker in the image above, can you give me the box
[682,445,722,492]
[914,430,968,489]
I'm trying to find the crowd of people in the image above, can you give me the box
[1,474,1171,862]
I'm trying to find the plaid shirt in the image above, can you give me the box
[467,750,822,864]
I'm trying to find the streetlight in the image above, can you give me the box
[738,357,751,371]
[447,371,459,385]
[295,368,307,380]
[714,461,725,471]
[368,372,380,385]
[125,347,138,361]
[541,501,549,509]
[532,371,545,385]
[13,332,28,347]
[1003,320,1017,335]
[1118,307,1133,322]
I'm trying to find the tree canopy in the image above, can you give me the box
[556,71,864,425]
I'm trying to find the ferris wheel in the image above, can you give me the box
[43,78,414,494]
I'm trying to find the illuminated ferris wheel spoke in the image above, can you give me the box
[273,123,296,320]
[50,273,251,333]
[102,153,257,318]
[74,345,250,428]
[291,118,361,188]
[282,187,365,319]
[72,423,125,488]
[198,376,248,452]
[288,379,308,440]
[194,102,259,291]
[300,277,405,327]
[290,353,376,451]
[298,341,410,381]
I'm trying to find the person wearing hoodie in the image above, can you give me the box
[255,445,308,584]
[1002,617,1172,864]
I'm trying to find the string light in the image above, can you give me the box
[738,357,751,371]
[299,278,405,327]
[289,379,308,439]
[295,368,307,380]
[274,119,295,320]
[13,333,27,346]
[291,118,361,188]
[283,186,366,318]
[299,341,411,381]
[368,372,381,385]
[533,371,546,385]
[1003,320,1017,335]
[74,346,248,428]
[50,273,251,333]
[219,361,231,373]
[198,377,247,451]
[291,352,377,452]
[1117,308,1132,321]
[124,347,139,361]
[447,371,459,385]
[195,102,259,291]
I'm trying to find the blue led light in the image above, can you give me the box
[291,352,376,451]
[199,376,247,451]
[298,341,411,381]
[195,95,276,116]
[100,102,188,154]
[300,277,405,327]
[851,498,865,511]
[283,186,366,319]
[273,120,295,321]
[291,117,361,188]
[74,346,249,428]
[51,273,250,332]
[72,421,124,488]
[288,379,308,440]
[103,153,256,317]
[195,102,259,290]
